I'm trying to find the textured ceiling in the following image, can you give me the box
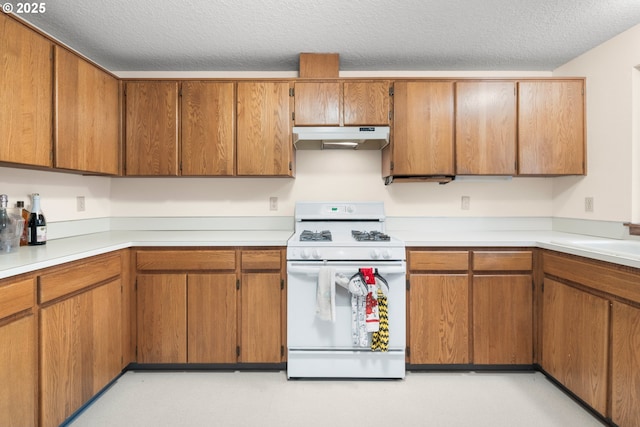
[14,0,640,72]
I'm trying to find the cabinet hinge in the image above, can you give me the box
[179,87,182,97]
[406,346,410,358]
[288,161,292,171]
[292,112,295,121]
[541,282,544,292]
[389,86,394,96]
[135,278,138,291]
[281,279,284,290]
[389,111,392,120]
[289,88,295,97]
[236,279,240,290]
[135,345,138,357]
[406,278,410,291]
[236,346,240,357]
[281,346,285,357]
[390,161,394,171]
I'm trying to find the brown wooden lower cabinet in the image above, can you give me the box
[611,301,640,427]
[40,278,122,427]
[541,278,609,415]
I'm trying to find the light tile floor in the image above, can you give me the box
[67,370,607,427]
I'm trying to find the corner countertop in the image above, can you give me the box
[2,228,640,280]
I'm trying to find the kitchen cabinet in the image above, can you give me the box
[135,248,285,364]
[455,81,517,175]
[0,276,37,427]
[293,80,390,126]
[239,250,285,363]
[611,301,640,427]
[0,13,52,168]
[518,80,585,175]
[181,81,236,176]
[124,81,179,175]
[384,81,455,177]
[237,81,293,176]
[54,46,120,175]
[407,250,469,364]
[39,253,123,427]
[472,251,533,364]
[541,277,609,415]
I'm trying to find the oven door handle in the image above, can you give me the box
[287,264,406,276]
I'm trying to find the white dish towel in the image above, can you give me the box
[316,266,336,322]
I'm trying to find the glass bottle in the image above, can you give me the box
[27,193,47,245]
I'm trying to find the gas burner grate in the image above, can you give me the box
[300,230,332,242]
[351,230,391,241]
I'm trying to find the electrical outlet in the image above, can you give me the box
[461,196,470,210]
[269,196,278,211]
[76,196,86,212]
[585,197,594,212]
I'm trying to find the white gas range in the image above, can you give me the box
[286,201,407,379]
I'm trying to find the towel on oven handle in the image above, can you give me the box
[316,266,336,322]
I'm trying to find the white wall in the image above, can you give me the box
[553,23,640,222]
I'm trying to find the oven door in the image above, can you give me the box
[287,260,406,351]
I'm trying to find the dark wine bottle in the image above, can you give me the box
[27,193,47,246]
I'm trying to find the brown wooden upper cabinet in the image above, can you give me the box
[518,79,585,175]
[124,81,179,176]
[293,80,390,126]
[0,13,52,168]
[54,47,120,175]
[181,81,235,176]
[455,81,517,175]
[385,81,455,176]
[237,81,294,176]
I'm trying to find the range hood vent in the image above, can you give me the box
[384,175,454,185]
[293,126,390,150]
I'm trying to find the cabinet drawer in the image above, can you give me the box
[0,277,35,319]
[39,253,121,303]
[136,250,236,271]
[241,250,282,270]
[409,251,469,271]
[473,251,532,271]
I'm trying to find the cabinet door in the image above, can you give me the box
[294,81,341,126]
[542,278,609,414]
[409,274,469,364]
[240,272,282,363]
[473,275,532,364]
[0,14,52,167]
[518,80,585,175]
[40,279,122,427]
[392,81,455,175]
[237,81,293,176]
[456,81,516,175]
[187,273,238,363]
[125,81,179,175]
[137,274,187,363]
[54,47,120,174]
[181,81,235,176]
[612,301,640,427]
[0,315,36,427]
[343,81,390,125]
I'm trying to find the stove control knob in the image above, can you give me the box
[382,249,393,259]
[301,249,311,259]
[370,249,381,259]
[312,249,322,259]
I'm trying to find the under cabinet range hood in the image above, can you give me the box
[292,126,390,150]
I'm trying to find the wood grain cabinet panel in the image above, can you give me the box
[136,274,187,363]
[473,275,532,364]
[473,251,532,271]
[389,81,455,176]
[0,277,35,319]
[343,80,390,125]
[0,315,36,427]
[54,46,119,174]
[611,301,640,427]
[542,278,609,414]
[236,81,293,176]
[136,250,236,271]
[181,81,236,176]
[0,13,52,167]
[294,81,341,126]
[241,250,282,270]
[409,250,469,271]
[455,81,517,175]
[518,80,585,175]
[125,81,179,175]
[408,274,469,364]
[40,279,121,427]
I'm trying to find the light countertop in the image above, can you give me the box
[2,229,640,279]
